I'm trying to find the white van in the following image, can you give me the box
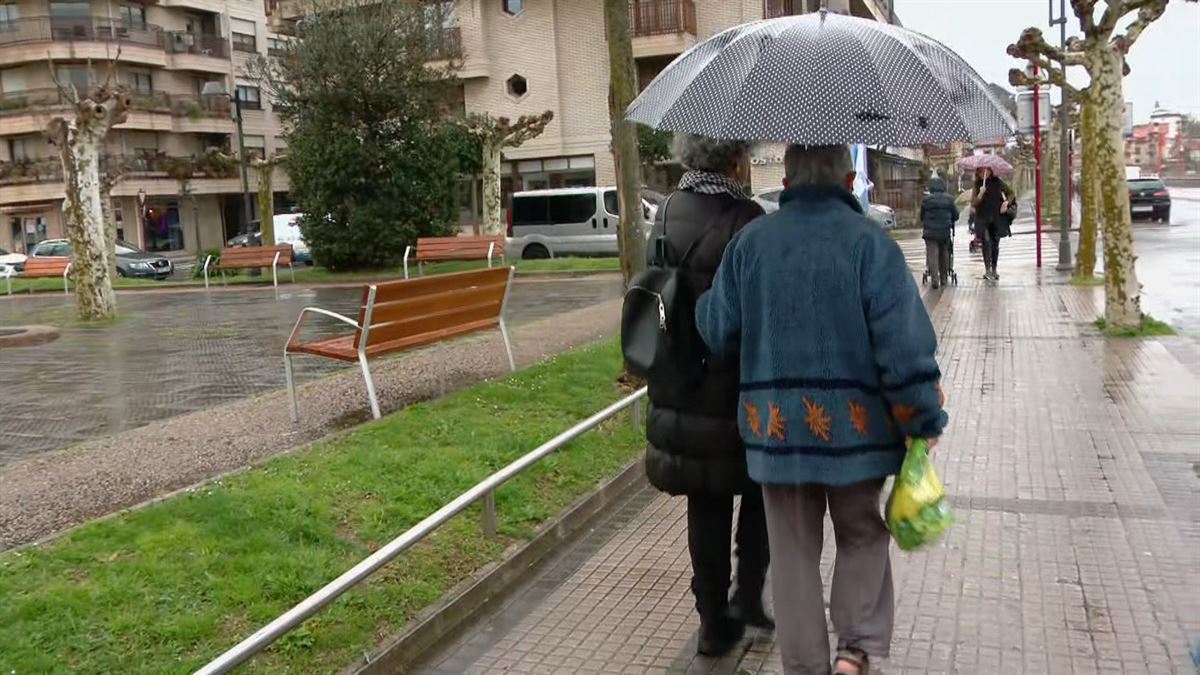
[273,213,312,264]
[507,187,652,260]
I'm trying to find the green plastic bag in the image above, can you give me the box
[886,438,953,551]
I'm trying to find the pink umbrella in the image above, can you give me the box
[957,154,1013,175]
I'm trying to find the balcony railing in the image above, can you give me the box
[0,16,165,48]
[165,31,229,58]
[0,152,240,186]
[629,0,696,37]
[764,0,805,18]
[426,26,462,60]
[0,88,217,118]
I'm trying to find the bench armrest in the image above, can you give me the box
[285,307,361,352]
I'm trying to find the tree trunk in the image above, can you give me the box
[1091,48,1141,327]
[481,141,503,235]
[1075,97,1100,278]
[604,0,646,288]
[57,126,117,320]
[258,162,276,246]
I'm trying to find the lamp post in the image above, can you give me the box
[137,187,147,250]
[202,81,256,242]
[1050,0,1073,271]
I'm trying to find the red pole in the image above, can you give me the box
[1033,66,1043,268]
[1067,143,1073,225]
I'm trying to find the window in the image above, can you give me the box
[506,74,527,98]
[57,65,92,93]
[119,4,145,29]
[267,36,289,55]
[603,190,619,216]
[423,0,454,29]
[501,0,524,15]
[232,31,256,52]
[241,134,265,160]
[547,194,596,224]
[0,4,19,30]
[127,69,153,95]
[511,195,548,226]
[9,136,34,161]
[235,85,261,110]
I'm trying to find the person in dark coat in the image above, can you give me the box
[971,167,1016,280]
[920,176,959,289]
[643,134,772,657]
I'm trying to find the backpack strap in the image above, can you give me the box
[677,195,741,268]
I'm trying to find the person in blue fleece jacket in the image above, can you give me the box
[696,144,947,675]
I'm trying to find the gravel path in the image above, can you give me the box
[0,298,621,551]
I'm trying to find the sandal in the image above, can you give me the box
[834,647,869,675]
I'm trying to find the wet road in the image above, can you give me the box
[0,275,622,465]
[1135,187,1200,334]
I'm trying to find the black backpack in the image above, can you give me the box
[621,195,734,385]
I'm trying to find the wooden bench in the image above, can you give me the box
[8,257,72,295]
[284,266,516,421]
[203,244,296,289]
[403,235,505,279]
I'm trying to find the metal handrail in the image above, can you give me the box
[196,385,648,674]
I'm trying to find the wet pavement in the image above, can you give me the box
[417,237,1200,674]
[0,275,622,466]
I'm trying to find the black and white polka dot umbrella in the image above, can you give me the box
[626,11,1016,145]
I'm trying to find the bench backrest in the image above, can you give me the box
[219,244,293,268]
[354,266,513,351]
[414,236,504,263]
[24,257,71,277]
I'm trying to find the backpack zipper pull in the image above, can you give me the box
[657,297,666,331]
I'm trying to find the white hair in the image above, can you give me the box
[783,145,853,187]
[675,134,751,173]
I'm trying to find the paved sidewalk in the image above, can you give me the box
[417,238,1200,674]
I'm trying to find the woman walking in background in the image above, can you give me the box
[643,134,772,657]
[971,167,1015,280]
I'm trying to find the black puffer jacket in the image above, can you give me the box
[642,190,764,497]
[920,177,959,242]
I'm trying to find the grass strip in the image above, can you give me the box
[0,339,643,674]
[2,258,619,295]
[1094,314,1177,337]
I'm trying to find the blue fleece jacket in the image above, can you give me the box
[696,185,948,487]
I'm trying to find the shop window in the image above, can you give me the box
[506,74,527,99]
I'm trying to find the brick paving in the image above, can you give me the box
[417,234,1200,674]
[0,275,621,466]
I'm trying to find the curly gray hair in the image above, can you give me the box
[674,134,751,173]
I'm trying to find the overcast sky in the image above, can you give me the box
[896,0,1200,123]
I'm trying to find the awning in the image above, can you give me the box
[0,202,59,215]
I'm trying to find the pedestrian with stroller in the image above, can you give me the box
[642,134,772,657]
[971,167,1016,280]
[920,176,959,289]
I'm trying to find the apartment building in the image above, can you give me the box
[0,0,289,255]
[269,0,896,221]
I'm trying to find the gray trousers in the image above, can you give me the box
[762,480,894,675]
[925,239,950,283]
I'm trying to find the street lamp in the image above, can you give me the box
[137,187,147,249]
[202,81,256,241]
[1050,0,1073,271]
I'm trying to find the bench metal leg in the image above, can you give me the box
[358,353,382,420]
[403,245,412,280]
[272,251,281,288]
[63,264,71,295]
[284,353,299,422]
[203,255,212,289]
[499,318,516,372]
[289,264,295,284]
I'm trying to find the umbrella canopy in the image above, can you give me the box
[957,154,1013,175]
[626,11,1016,146]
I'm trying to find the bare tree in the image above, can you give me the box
[1009,0,1195,328]
[44,52,130,321]
[463,112,554,236]
[604,0,646,287]
[253,154,287,246]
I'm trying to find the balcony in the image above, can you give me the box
[628,0,696,58]
[764,0,805,18]
[0,17,167,67]
[0,88,176,134]
[165,31,230,72]
[169,94,234,133]
[0,152,242,203]
[426,27,462,62]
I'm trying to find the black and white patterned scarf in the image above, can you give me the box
[677,170,750,200]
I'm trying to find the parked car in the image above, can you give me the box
[752,187,897,230]
[1127,177,1171,222]
[226,230,262,247]
[29,239,173,280]
[0,246,26,277]
[506,187,654,260]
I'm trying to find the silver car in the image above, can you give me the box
[507,187,655,260]
[752,187,896,230]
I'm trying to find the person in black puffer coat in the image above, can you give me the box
[643,134,771,658]
[920,176,959,289]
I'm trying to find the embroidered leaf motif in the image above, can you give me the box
[892,404,916,427]
[744,401,763,439]
[937,382,946,407]
[848,399,869,438]
[767,402,787,441]
[801,397,832,442]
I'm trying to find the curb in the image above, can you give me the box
[345,456,647,675]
